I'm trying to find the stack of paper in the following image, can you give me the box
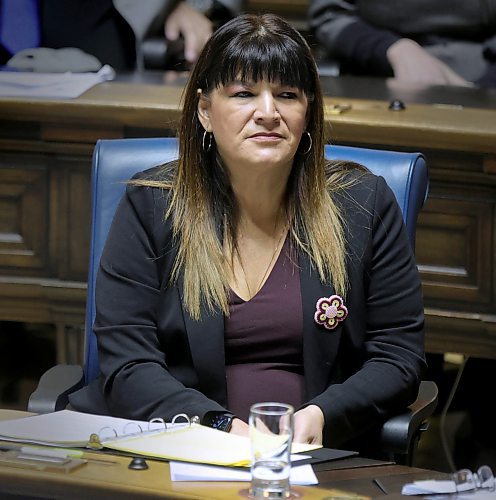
[402,479,457,495]
[0,409,321,467]
[0,409,160,447]
[402,479,495,498]
[169,461,319,485]
[104,424,320,466]
[0,65,115,98]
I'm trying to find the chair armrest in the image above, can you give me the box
[28,365,84,414]
[380,381,438,459]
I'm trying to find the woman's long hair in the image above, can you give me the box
[163,14,348,319]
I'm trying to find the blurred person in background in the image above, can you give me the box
[309,0,496,88]
[1,0,244,70]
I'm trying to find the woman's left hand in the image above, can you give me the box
[293,405,324,445]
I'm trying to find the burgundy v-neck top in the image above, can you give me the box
[224,238,305,421]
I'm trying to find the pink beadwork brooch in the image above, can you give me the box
[314,295,348,330]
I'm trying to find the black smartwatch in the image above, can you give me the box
[201,411,235,432]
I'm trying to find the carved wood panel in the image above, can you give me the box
[47,154,92,282]
[0,154,49,274]
[417,197,493,310]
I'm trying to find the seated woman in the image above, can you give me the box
[70,13,426,448]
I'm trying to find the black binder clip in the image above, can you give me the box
[389,99,406,111]
[128,457,149,470]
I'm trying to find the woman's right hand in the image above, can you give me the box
[386,38,472,87]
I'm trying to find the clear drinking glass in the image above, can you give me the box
[249,402,294,499]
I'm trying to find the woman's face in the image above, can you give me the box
[197,79,308,175]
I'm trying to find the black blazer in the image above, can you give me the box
[70,167,426,448]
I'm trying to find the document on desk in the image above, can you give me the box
[103,424,320,466]
[169,461,319,485]
[0,409,160,447]
[402,479,496,497]
[0,65,115,98]
[0,409,322,467]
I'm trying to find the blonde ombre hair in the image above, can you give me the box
[140,14,352,320]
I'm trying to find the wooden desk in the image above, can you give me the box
[1,77,495,362]
[0,410,441,499]
[0,449,441,499]
[0,408,446,500]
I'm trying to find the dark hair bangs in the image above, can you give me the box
[205,37,315,96]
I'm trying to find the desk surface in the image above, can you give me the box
[319,74,496,110]
[113,70,496,110]
[0,409,443,500]
[2,74,495,156]
[0,447,441,500]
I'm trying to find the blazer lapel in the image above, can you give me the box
[299,253,344,399]
[178,277,228,406]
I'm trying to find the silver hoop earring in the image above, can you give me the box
[302,131,312,155]
[202,131,213,152]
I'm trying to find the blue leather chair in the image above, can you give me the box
[29,137,437,465]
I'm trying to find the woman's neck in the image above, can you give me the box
[225,164,291,300]
[228,155,291,210]
[228,200,289,301]
[231,173,289,236]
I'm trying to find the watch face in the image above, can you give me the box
[212,414,233,432]
[202,411,234,432]
[187,0,214,14]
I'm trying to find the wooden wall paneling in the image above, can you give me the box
[48,152,92,282]
[416,147,496,356]
[417,150,495,311]
[417,197,493,308]
[67,164,91,280]
[0,146,88,359]
[0,153,49,273]
[425,311,496,360]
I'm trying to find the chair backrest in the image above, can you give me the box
[325,145,429,243]
[85,138,429,384]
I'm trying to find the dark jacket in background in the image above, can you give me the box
[309,0,496,85]
[41,0,136,70]
[41,0,243,70]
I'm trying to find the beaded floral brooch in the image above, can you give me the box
[314,295,348,330]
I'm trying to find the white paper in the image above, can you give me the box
[0,409,167,447]
[401,479,495,496]
[401,479,457,495]
[0,65,115,98]
[170,461,318,485]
